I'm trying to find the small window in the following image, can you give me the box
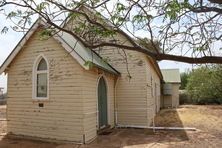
[33,56,49,99]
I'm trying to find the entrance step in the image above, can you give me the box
[98,125,113,135]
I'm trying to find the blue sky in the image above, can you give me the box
[0,15,192,93]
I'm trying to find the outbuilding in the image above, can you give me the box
[161,69,181,108]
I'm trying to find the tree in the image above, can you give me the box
[180,71,190,90]
[186,66,222,104]
[0,0,222,64]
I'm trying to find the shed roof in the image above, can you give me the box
[161,69,181,83]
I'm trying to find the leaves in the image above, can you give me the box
[186,66,222,104]
[6,11,17,19]
[38,29,54,40]
[0,0,222,64]
[116,3,126,12]
[165,0,192,20]
[133,14,152,23]
[84,61,94,69]
[36,2,49,11]
[1,26,8,34]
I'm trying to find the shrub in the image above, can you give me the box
[186,66,222,105]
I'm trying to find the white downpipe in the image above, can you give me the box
[152,117,155,133]
[116,124,196,131]
[114,77,119,126]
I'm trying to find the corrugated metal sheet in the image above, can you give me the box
[58,31,119,75]
[161,69,181,83]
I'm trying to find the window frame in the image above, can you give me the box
[32,54,49,100]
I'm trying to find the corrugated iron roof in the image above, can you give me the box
[161,69,181,83]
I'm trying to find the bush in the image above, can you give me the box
[186,66,222,105]
[179,90,193,104]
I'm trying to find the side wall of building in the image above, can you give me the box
[7,29,85,142]
[145,58,161,125]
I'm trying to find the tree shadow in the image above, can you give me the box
[84,108,190,148]
[154,107,189,140]
[0,134,59,148]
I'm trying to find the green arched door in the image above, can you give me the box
[98,77,108,129]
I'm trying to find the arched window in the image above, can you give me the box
[33,55,49,99]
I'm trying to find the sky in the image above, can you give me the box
[0,7,193,93]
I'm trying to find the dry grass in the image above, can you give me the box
[0,105,222,148]
[155,105,222,133]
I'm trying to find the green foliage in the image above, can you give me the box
[1,26,8,34]
[165,0,192,20]
[116,3,126,12]
[133,14,151,23]
[179,90,192,104]
[110,2,127,26]
[84,61,94,69]
[186,66,222,104]
[180,71,190,89]
[36,2,49,11]
[7,11,17,19]
[38,29,54,40]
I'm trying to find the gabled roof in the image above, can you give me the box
[161,69,181,83]
[0,19,119,75]
[80,6,163,79]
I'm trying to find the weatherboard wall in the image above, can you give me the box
[6,29,86,142]
[145,58,161,125]
[6,28,116,143]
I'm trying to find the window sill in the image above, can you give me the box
[32,98,51,103]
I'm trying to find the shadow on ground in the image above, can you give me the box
[0,106,192,148]
[0,135,59,148]
[82,109,189,148]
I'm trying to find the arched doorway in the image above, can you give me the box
[97,76,108,129]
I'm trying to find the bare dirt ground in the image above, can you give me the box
[0,105,222,148]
